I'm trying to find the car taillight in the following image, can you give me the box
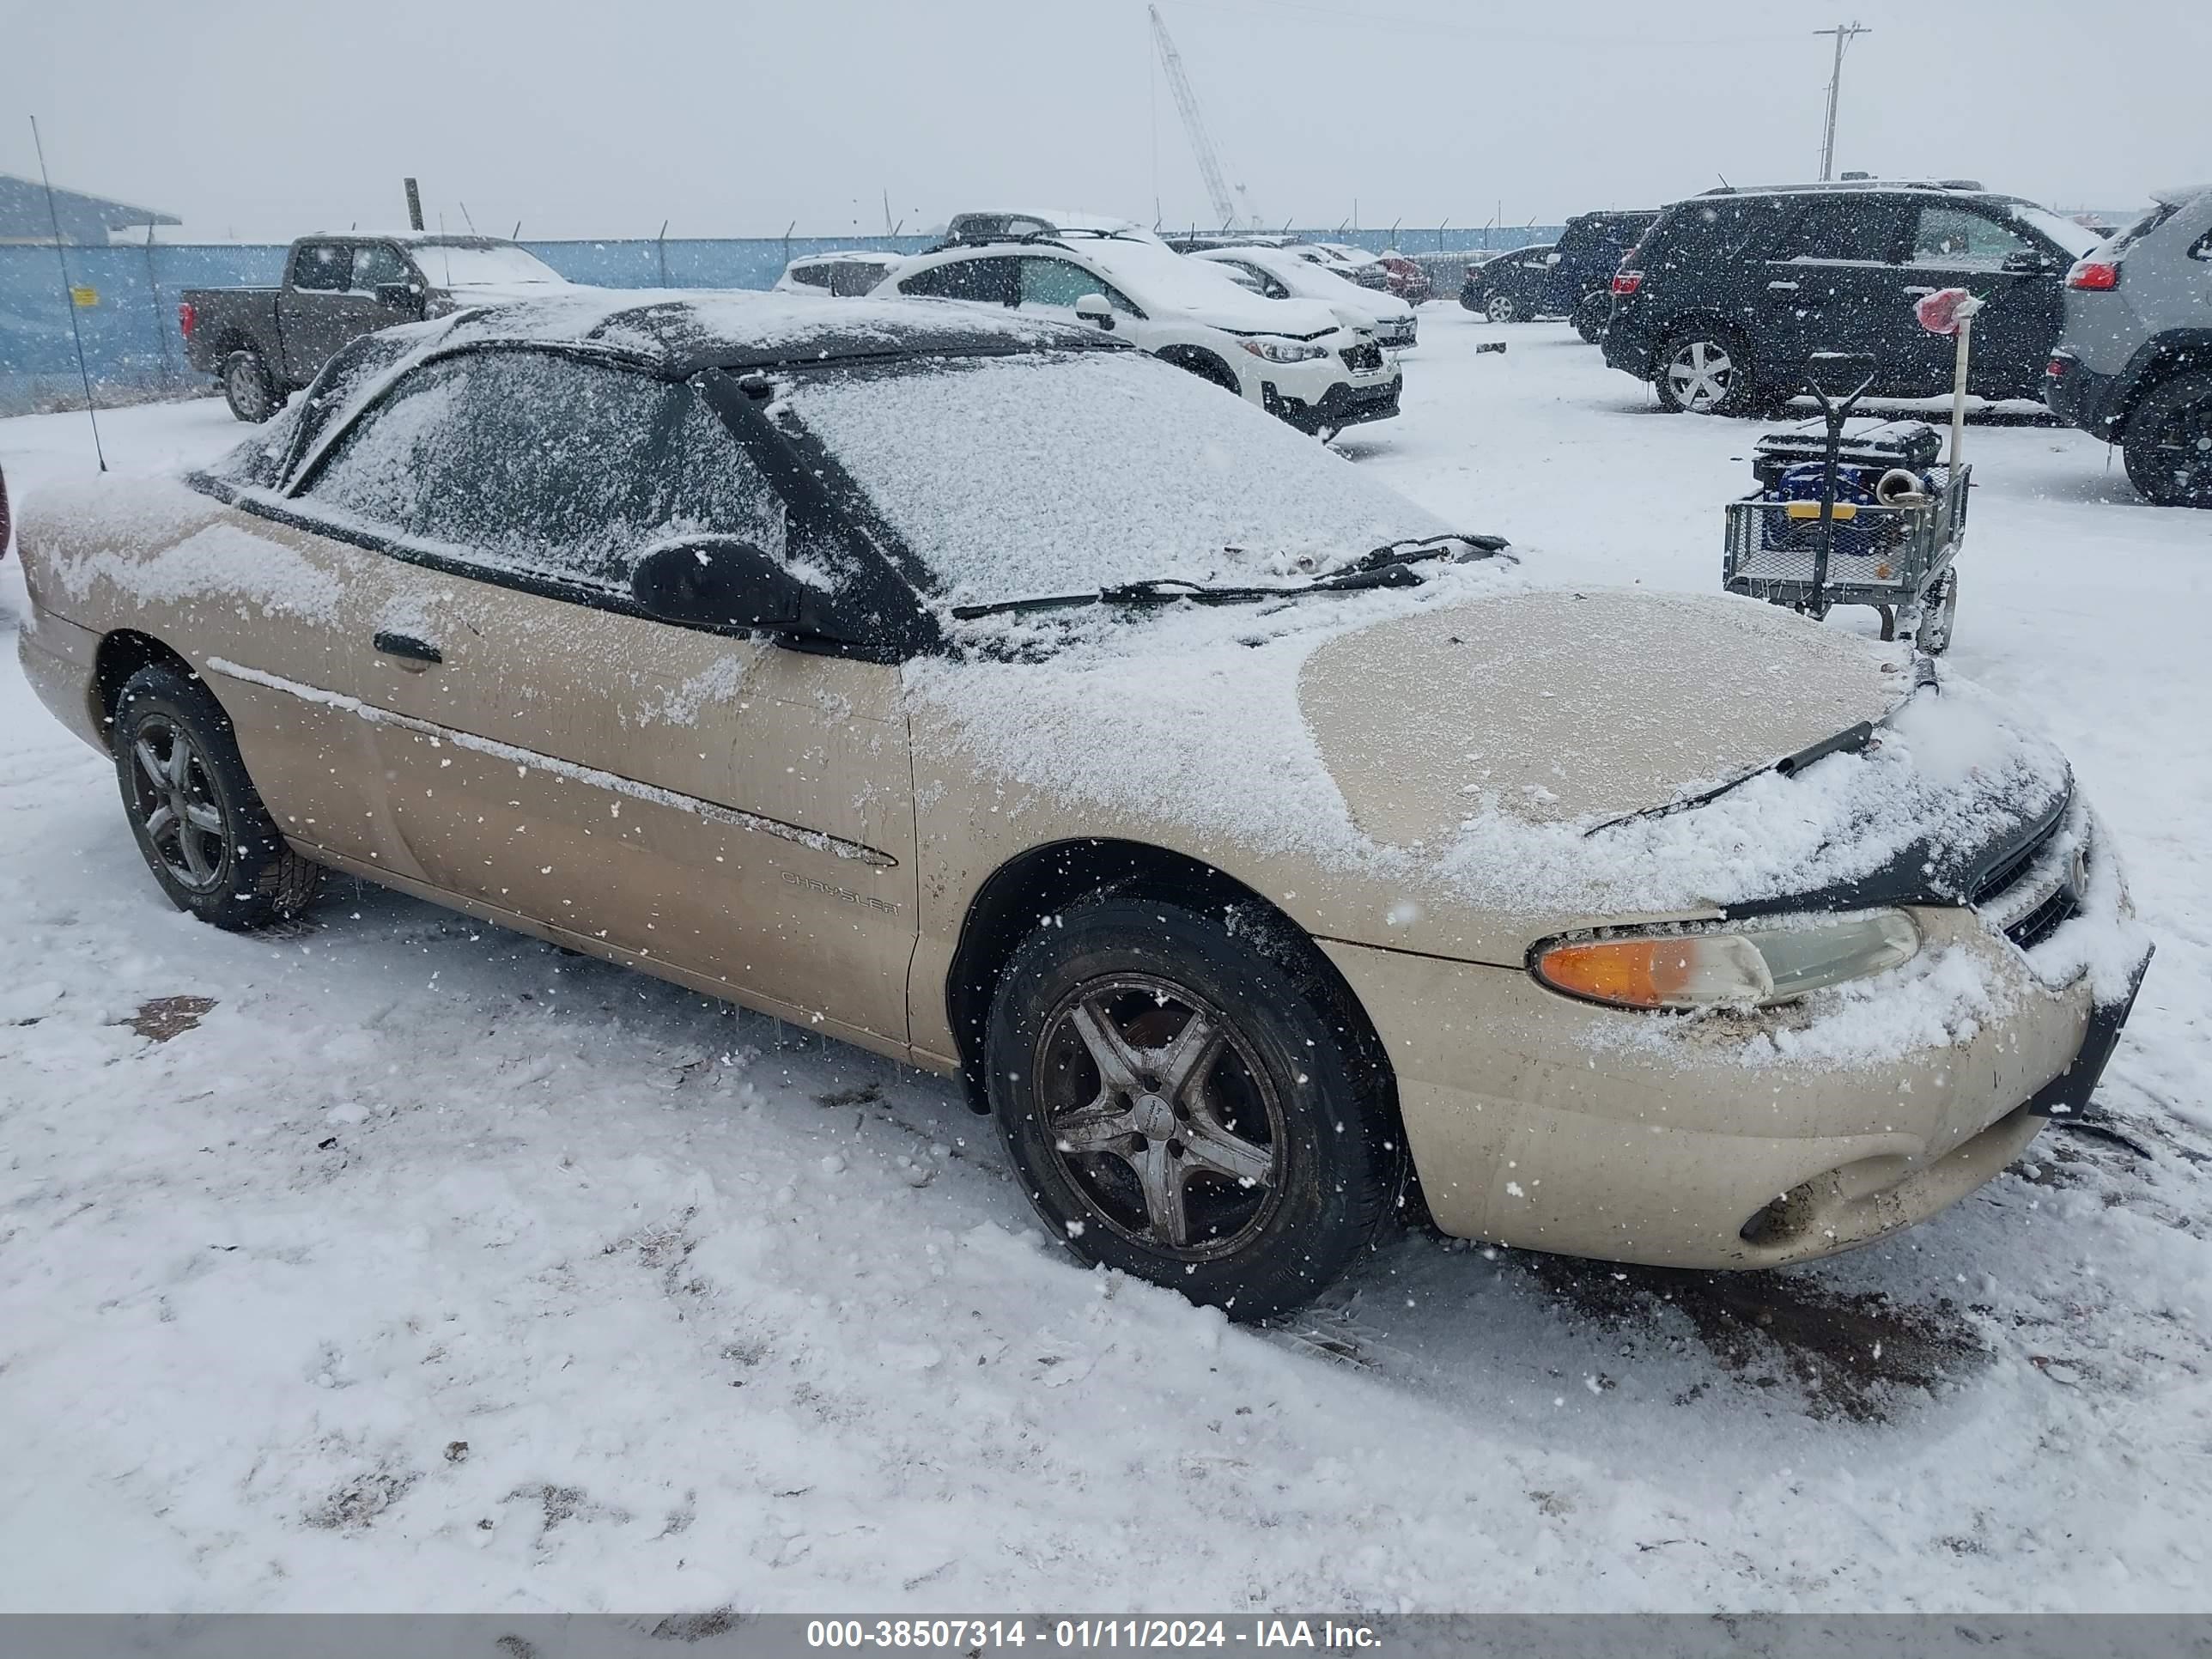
[2066,260,2119,291]
[1611,270,1643,295]
[177,301,197,338]
[2046,354,2073,379]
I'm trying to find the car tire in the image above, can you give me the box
[112,662,321,929]
[1652,325,1762,416]
[2121,370,2212,508]
[1914,570,1958,655]
[1571,292,1610,343]
[984,896,1400,1322]
[1485,293,1522,325]
[222,349,281,424]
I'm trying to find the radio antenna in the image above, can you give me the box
[30,116,106,472]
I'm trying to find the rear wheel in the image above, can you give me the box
[222,349,280,423]
[1654,325,1759,416]
[2122,371,2212,507]
[112,663,320,928]
[1485,293,1522,325]
[985,897,1399,1322]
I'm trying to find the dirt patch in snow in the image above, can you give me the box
[1527,1255,1987,1422]
[117,995,216,1042]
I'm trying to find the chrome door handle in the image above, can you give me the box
[1903,285,1938,296]
[1766,280,1800,291]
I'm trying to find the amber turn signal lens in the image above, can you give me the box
[1534,934,1771,1009]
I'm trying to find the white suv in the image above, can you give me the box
[874,232,1401,436]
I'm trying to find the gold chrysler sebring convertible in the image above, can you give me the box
[15,293,2152,1319]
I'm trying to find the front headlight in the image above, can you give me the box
[1532,910,1920,1011]
[1240,337,1329,363]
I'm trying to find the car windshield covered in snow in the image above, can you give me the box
[411,243,564,288]
[779,350,1445,610]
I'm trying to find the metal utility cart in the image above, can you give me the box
[1722,353,1968,654]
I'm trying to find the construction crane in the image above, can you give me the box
[1148,4,1259,232]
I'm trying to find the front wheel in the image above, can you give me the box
[1485,293,1522,325]
[985,897,1399,1322]
[222,349,281,423]
[2122,370,2212,507]
[1653,326,1759,416]
[112,663,321,928]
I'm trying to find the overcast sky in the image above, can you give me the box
[6,0,2200,242]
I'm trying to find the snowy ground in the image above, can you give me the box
[2,315,2208,1614]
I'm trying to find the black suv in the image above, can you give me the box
[1457,244,1557,324]
[1603,181,2097,415]
[1549,210,1657,341]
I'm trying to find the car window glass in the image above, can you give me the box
[1018,257,1139,314]
[349,245,410,292]
[299,353,785,590]
[828,262,885,295]
[1911,206,2033,268]
[789,264,834,289]
[1656,198,1791,263]
[899,257,1018,305]
[293,243,352,292]
[1779,198,1907,263]
[1230,260,1289,299]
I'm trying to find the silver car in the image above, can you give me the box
[2045,183,2212,507]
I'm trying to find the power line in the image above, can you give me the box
[1814,21,1872,182]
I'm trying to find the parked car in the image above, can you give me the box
[179,234,569,423]
[1372,250,1434,305]
[1547,210,1658,341]
[774,250,910,297]
[1604,179,2101,416]
[1301,243,1394,294]
[1458,243,1558,323]
[941,209,1168,249]
[14,292,2148,1318]
[2045,183,2212,508]
[1188,243,1419,349]
[876,230,1399,437]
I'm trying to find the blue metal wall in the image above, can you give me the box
[0,227,1561,416]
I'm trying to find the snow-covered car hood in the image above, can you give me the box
[911,574,2079,964]
[1300,588,1903,835]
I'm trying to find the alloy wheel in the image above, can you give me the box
[1032,973,1285,1259]
[1486,295,1518,325]
[1666,339,1737,411]
[227,357,269,421]
[126,715,232,891]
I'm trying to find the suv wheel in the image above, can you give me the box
[1571,292,1610,343]
[1655,327,1757,416]
[2123,370,2212,507]
[1485,293,1522,325]
[222,349,280,423]
[984,897,1400,1322]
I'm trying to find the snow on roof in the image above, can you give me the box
[2150,183,2212,207]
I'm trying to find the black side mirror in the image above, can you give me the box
[630,537,822,636]
[375,283,424,313]
[2000,248,2058,276]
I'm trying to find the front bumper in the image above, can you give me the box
[1263,373,1402,434]
[1322,908,2151,1270]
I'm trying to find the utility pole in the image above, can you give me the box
[1814,22,1870,181]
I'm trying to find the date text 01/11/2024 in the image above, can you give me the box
[804,1620,1382,1650]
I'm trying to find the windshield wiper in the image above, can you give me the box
[1341,532,1510,574]
[949,534,1512,623]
